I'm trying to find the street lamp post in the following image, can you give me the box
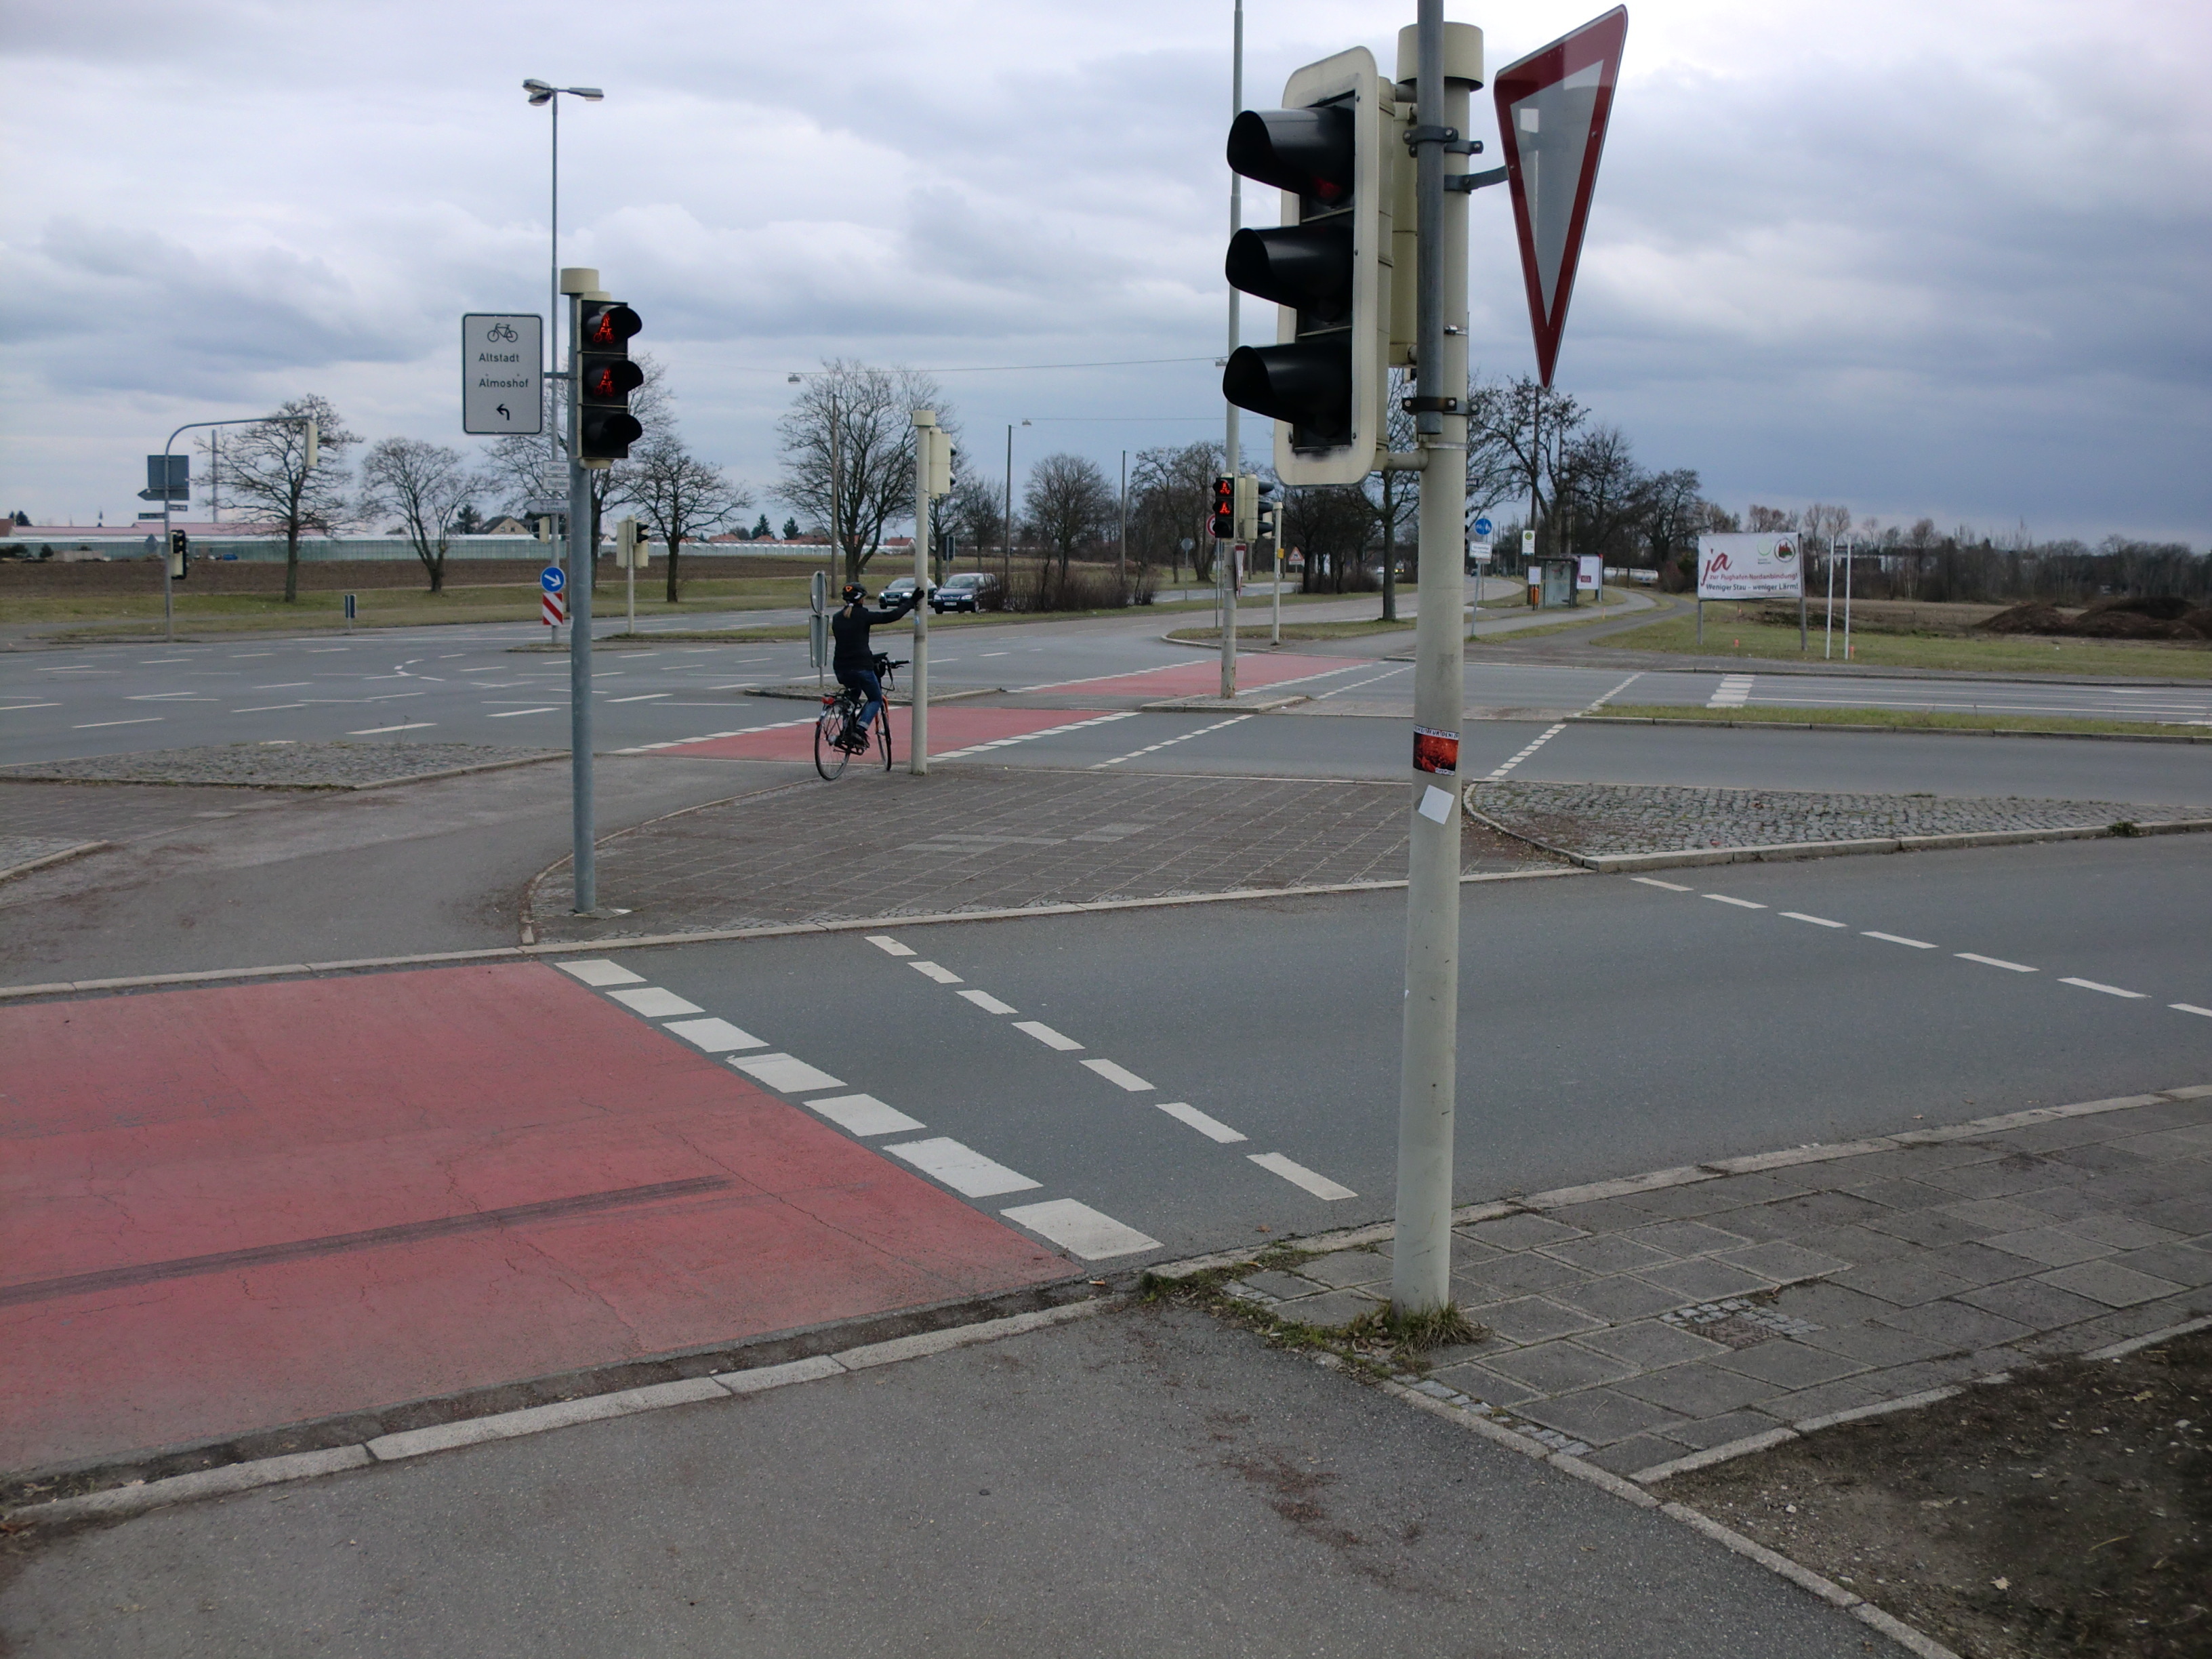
[1003,419,1029,599]
[523,80,603,488]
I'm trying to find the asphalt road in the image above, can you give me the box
[9,608,2211,770]
[0,1305,1875,1659]
[542,834,2212,1264]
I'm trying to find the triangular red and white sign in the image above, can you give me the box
[1494,7,1628,388]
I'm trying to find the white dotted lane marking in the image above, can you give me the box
[615,715,816,754]
[883,1138,1041,1197]
[1584,672,1644,711]
[866,935,916,957]
[958,989,1019,1015]
[1081,1059,1153,1092]
[1013,1020,1084,1052]
[1782,912,1848,928]
[729,1052,846,1092]
[1863,931,1938,949]
[1704,894,1767,909]
[1155,1102,1248,1143]
[2060,977,2147,999]
[556,960,646,987]
[806,1093,926,1136]
[348,722,436,735]
[1957,953,2037,973]
[1248,1153,1357,1201]
[661,1017,769,1052]
[2173,1003,2212,1019]
[1311,664,1412,701]
[1000,1199,1161,1260]
[1091,713,1252,770]
[1707,674,1755,709]
[607,987,705,1017]
[1486,721,1568,780]
[909,961,963,985]
[936,710,1142,762]
[1631,877,1692,891]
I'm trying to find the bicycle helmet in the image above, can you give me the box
[842,583,867,604]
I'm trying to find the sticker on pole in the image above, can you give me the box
[1413,726,1460,775]
[1494,7,1628,388]
[542,590,567,628]
[539,565,566,594]
[1697,533,1801,600]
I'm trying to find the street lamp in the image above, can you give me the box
[1004,419,1030,595]
[523,79,604,482]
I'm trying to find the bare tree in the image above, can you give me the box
[618,436,752,603]
[1366,369,1420,614]
[775,361,954,582]
[220,395,359,602]
[1465,375,1584,560]
[1128,441,1225,581]
[1022,453,1117,579]
[359,438,478,593]
[1284,484,1374,592]
[939,470,1003,577]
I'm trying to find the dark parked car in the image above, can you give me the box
[931,572,997,613]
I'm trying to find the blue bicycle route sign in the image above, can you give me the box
[539,565,565,595]
[1473,516,1494,538]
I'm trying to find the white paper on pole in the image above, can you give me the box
[1418,785,1456,825]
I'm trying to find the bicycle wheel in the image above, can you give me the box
[814,703,851,780]
[876,703,895,771]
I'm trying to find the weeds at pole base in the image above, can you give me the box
[1346,1302,1480,1355]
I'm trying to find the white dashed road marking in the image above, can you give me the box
[1013,1020,1084,1051]
[607,987,703,1017]
[661,1017,768,1052]
[1782,912,1847,928]
[1704,895,1766,909]
[1155,1101,1248,1143]
[1091,713,1252,771]
[866,935,916,957]
[806,1093,926,1136]
[909,961,963,985]
[348,722,436,735]
[489,707,561,717]
[1001,1199,1161,1260]
[884,1137,1042,1197]
[2061,977,2146,999]
[936,710,1141,762]
[1249,1153,1357,1201]
[2173,1004,2212,1019]
[1631,877,1690,891]
[729,1052,845,1093]
[557,960,647,987]
[1486,721,1567,781]
[958,989,1019,1015]
[1864,931,1937,949]
[1957,953,2036,973]
[1081,1059,1153,1092]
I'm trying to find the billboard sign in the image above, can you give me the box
[1698,533,1801,600]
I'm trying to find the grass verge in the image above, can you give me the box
[1593,703,2211,739]
[1597,607,2212,678]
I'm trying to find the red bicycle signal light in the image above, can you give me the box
[1210,475,1235,540]
[579,359,645,403]
[579,302,641,350]
[575,298,644,460]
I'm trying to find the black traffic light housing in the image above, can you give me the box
[168,529,190,581]
[1210,475,1235,540]
[577,300,644,461]
[1222,47,1391,487]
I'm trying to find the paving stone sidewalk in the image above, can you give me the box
[1210,1087,2212,1475]
[529,766,1557,943]
[0,741,560,790]
[1467,779,2192,859]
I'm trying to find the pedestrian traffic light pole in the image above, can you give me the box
[153,414,316,644]
[910,409,936,775]
[1391,3,1478,1320]
[560,266,600,914]
[1221,0,1244,702]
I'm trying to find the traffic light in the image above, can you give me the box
[1222,47,1393,487]
[576,301,644,462]
[1256,493,1279,547]
[1210,474,1235,540]
[616,516,647,569]
[168,529,189,581]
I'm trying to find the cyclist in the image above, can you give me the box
[831,581,918,749]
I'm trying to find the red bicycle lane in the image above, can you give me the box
[0,964,1067,1475]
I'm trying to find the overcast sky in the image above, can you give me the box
[4,0,2207,542]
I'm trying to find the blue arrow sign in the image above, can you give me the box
[539,565,566,594]
[1473,516,1494,537]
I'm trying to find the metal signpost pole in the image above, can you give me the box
[1392,2,1474,1319]
[560,273,597,914]
[161,441,176,644]
[1825,537,1836,659]
[911,409,935,776]
[1843,538,1854,661]
[1221,0,1244,702]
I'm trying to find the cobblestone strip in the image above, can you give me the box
[0,741,561,791]
[528,766,1555,944]
[1465,780,2204,866]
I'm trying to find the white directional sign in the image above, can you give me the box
[462,314,544,436]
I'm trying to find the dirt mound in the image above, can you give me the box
[2084,594,2192,621]
[2064,609,2201,640]
[2186,608,2212,639]
[1978,600,2069,634]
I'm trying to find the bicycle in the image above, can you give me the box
[814,653,905,779]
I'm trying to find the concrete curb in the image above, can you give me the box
[0,867,1584,1003]
[1576,713,2212,745]
[1462,798,2212,874]
[0,752,562,794]
[4,1298,1115,1527]
[0,840,108,882]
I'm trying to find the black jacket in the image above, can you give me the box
[831,592,917,670]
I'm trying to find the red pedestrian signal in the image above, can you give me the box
[577,301,644,461]
[1210,475,1235,540]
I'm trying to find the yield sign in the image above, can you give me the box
[1494,7,1629,387]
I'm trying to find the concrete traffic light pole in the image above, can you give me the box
[561,265,601,914]
[910,409,936,775]
[1221,0,1244,702]
[1390,6,1478,1321]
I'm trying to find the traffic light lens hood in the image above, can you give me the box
[1225,223,1353,319]
[1227,107,1355,203]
